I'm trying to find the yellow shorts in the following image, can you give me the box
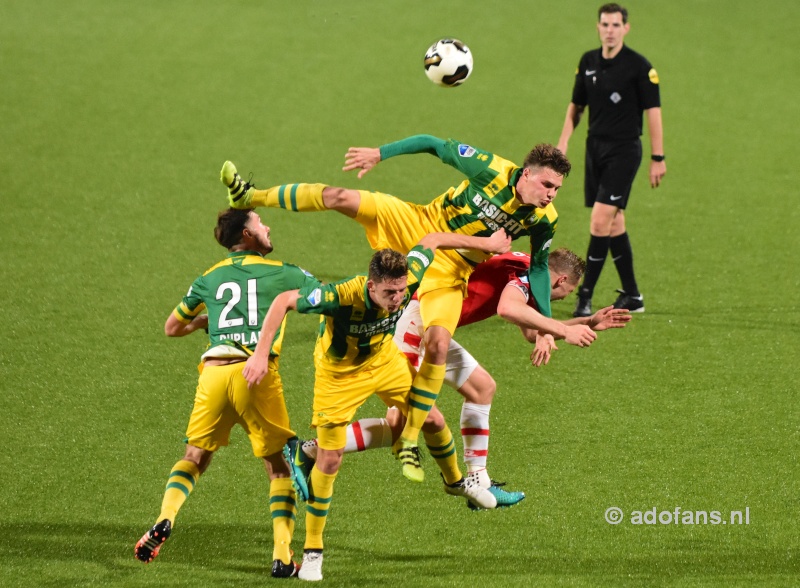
[312,344,413,449]
[185,359,295,458]
[355,189,475,333]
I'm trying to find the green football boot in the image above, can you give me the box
[392,438,424,483]
[220,160,254,208]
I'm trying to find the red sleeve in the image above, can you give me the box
[459,252,532,327]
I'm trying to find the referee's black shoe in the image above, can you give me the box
[612,289,645,313]
[573,291,592,318]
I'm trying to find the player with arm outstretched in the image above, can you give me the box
[241,230,510,582]
[222,135,596,483]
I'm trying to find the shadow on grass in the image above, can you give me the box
[0,521,796,587]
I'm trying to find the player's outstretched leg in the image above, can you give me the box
[298,550,324,581]
[134,459,200,563]
[283,438,316,502]
[134,519,172,563]
[220,161,332,213]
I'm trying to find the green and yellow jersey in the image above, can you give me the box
[173,250,320,359]
[380,134,557,317]
[295,245,434,375]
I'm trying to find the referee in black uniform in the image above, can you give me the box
[557,3,666,316]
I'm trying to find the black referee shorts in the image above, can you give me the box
[584,136,642,209]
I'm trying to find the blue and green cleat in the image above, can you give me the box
[283,438,315,502]
[467,482,525,511]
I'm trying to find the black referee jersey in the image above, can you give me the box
[570,45,661,141]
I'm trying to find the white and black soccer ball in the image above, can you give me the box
[424,38,473,87]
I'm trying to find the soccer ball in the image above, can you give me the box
[424,38,473,87]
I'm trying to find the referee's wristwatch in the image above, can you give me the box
[651,154,666,162]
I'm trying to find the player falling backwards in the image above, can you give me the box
[221,134,597,483]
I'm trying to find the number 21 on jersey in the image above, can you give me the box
[216,279,258,329]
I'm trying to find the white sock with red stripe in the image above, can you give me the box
[306,418,394,459]
[461,402,492,488]
[344,418,393,452]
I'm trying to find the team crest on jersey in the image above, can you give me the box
[610,92,622,104]
[648,68,659,84]
[458,144,476,158]
[307,288,322,306]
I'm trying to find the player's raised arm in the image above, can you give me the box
[496,283,596,347]
[418,229,512,255]
[243,289,300,387]
[344,135,458,179]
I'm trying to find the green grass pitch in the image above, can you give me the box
[1,1,798,586]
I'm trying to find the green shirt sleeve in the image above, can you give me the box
[527,225,556,318]
[174,276,206,322]
[379,134,446,160]
[405,244,435,297]
[379,135,493,180]
[281,263,322,291]
[296,282,340,316]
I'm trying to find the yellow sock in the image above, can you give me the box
[251,183,327,211]
[157,460,200,524]
[304,466,337,551]
[403,361,446,443]
[269,477,297,564]
[424,424,462,485]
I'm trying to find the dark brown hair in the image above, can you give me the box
[523,144,571,177]
[368,249,408,282]
[599,3,628,23]
[214,208,253,250]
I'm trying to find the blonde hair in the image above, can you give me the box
[548,248,585,284]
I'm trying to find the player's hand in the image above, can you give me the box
[650,160,666,188]
[242,354,270,388]
[485,229,512,254]
[343,147,381,179]
[564,324,597,347]
[589,306,631,331]
[531,334,557,367]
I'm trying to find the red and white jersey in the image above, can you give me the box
[458,251,537,327]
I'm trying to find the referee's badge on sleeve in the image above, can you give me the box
[648,68,659,84]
